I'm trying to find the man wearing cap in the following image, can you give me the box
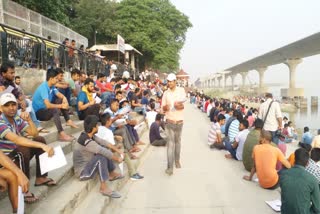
[0,93,55,203]
[162,73,186,175]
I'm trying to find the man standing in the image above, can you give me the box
[280,148,320,214]
[162,73,186,175]
[258,93,282,144]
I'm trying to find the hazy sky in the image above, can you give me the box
[170,0,320,94]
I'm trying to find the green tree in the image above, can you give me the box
[70,0,118,47]
[115,0,192,72]
[12,0,75,26]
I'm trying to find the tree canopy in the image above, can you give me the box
[115,0,192,71]
[12,0,76,26]
[12,0,192,72]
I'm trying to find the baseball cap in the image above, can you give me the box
[122,71,130,79]
[111,64,117,70]
[0,93,17,105]
[167,73,176,81]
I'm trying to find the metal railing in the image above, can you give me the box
[0,24,133,77]
[0,0,88,47]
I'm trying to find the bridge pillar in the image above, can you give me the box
[218,76,222,88]
[281,58,304,97]
[231,74,236,89]
[256,67,268,93]
[241,72,248,87]
[285,58,302,89]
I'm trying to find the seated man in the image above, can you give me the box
[208,114,225,149]
[146,102,158,128]
[280,148,320,214]
[242,119,263,172]
[225,119,249,160]
[97,113,143,180]
[66,68,80,106]
[0,150,29,213]
[130,88,146,116]
[73,115,122,198]
[306,148,320,184]
[76,78,100,120]
[0,93,55,203]
[243,130,291,189]
[299,126,313,147]
[104,99,139,159]
[32,68,77,141]
[149,113,167,147]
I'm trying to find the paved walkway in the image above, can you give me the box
[106,103,280,214]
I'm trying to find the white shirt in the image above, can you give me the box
[235,129,250,160]
[146,111,157,128]
[96,126,115,145]
[258,98,282,132]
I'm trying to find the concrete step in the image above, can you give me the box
[38,120,83,144]
[39,115,79,129]
[0,152,74,214]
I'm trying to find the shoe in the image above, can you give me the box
[175,161,181,168]
[130,173,144,180]
[165,168,173,176]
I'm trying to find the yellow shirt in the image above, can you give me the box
[162,87,186,121]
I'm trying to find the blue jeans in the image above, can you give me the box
[224,141,238,160]
[270,131,280,145]
[134,106,146,116]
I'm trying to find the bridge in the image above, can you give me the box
[199,31,320,97]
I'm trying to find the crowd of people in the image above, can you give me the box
[189,91,320,213]
[0,59,180,213]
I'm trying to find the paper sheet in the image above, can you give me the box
[17,186,24,214]
[94,96,101,104]
[113,119,127,127]
[265,199,281,212]
[134,122,144,130]
[118,106,131,115]
[39,146,67,175]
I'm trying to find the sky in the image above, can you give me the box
[170,0,320,96]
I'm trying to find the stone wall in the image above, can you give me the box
[15,68,46,95]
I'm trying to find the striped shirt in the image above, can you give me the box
[208,122,221,145]
[0,114,29,154]
[228,120,240,143]
[306,159,320,183]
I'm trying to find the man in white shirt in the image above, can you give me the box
[258,93,282,144]
[225,119,250,160]
[146,102,158,128]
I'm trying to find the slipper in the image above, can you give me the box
[38,127,49,133]
[24,193,39,204]
[34,178,56,187]
[130,155,138,160]
[100,190,121,198]
[109,175,124,182]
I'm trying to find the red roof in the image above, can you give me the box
[176,69,189,76]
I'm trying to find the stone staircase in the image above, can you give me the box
[0,113,149,214]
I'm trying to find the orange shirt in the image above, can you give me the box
[287,153,295,166]
[162,87,186,121]
[253,144,286,188]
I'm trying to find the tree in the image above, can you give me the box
[12,0,75,26]
[70,0,118,47]
[115,0,192,72]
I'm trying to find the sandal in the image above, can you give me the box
[38,127,49,133]
[24,192,39,204]
[100,190,121,198]
[34,178,57,187]
[109,175,124,182]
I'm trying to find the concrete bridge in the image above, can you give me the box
[199,31,320,97]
